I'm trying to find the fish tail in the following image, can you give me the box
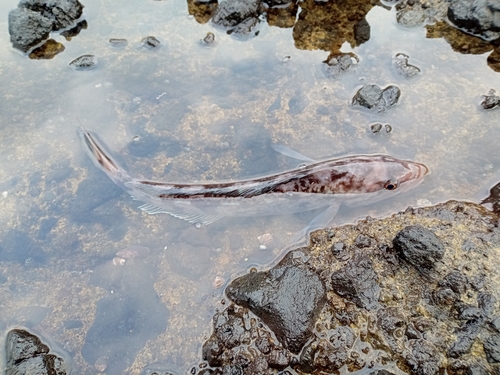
[78,127,131,186]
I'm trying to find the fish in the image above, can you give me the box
[78,127,429,229]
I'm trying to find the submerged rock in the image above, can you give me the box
[480,89,500,110]
[393,53,421,78]
[69,54,97,70]
[212,0,262,37]
[5,328,68,375]
[141,36,161,48]
[352,84,401,112]
[323,53,359,78]
[196,201,500,374]
[29,38,65,59]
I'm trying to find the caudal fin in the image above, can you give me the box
[78,127,131,187]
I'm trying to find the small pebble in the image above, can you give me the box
[213,276,225,288]
[141,36,161,48]
[109,38,128,46]
[69,54,97,70]
[202,32,215,45]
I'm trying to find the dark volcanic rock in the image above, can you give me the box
[448,0,500,42]
[351,84,401,112]
[483,333,500,363]
[331,253,380,310]
[141,36,161,48]
[406,339,441,375]
[447,318,483,358]
[393,225,445,271]
[5,328,67,375]
[8,7,52,52]
[195,201,500,374]
[19,0,83,31]
[8,0,84,53]
[226,251,326,354]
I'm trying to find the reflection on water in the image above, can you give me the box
[1,0,500,373]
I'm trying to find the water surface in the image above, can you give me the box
[0,0,500,373]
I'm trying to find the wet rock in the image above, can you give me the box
[69,54,97,70]
[226,251,326,353]
[212,0,261,37]
[29,38,65,59]
[448,0,500,42]
[5,328,68,375]
[478,292,496,317]
[447,318,483,358]
[141,36,161,48]
[439,270,468,295]
[196,201,500,373]
[483,334,500,363]
[393,53,421,78]
[406,339,441,375]
[20,0,83,31]
[8,7,53,52]
[393,225,445,272]
[323,53,358,78]
[481,179,500,215]
[480,89,500,110]
[8,0,84,53]
[187,0,218,23]
[313,339,348,371]
[331,253,380,310]
[352,84,401,112]
[60,19,87,40]
[396,2,427,27]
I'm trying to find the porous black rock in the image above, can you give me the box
[448,0,500,42]
[331,253,380,310]
[393,225,445,271]
[8,0,84,53]
[226,251,326,354]
[483,333,500,363]
[447,318,483,358]
[406,339,441,375]
[8,8,52,52]
[5,329,67,375]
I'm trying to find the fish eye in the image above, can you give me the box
[384,179,399,190]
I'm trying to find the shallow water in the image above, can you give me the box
[0,0,500,373]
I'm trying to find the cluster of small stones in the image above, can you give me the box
[195,201,500,375]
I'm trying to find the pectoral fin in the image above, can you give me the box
[272,144,316,163]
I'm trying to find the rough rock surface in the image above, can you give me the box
[5,328,67,375]
[8,0,84,53]
[196,201,500,374]
[352,84,401,112]
[448,0,500,42]
[212,0,262,37]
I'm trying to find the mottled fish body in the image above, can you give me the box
[78,127,428,225]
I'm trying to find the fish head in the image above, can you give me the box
[359,155,429,194]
